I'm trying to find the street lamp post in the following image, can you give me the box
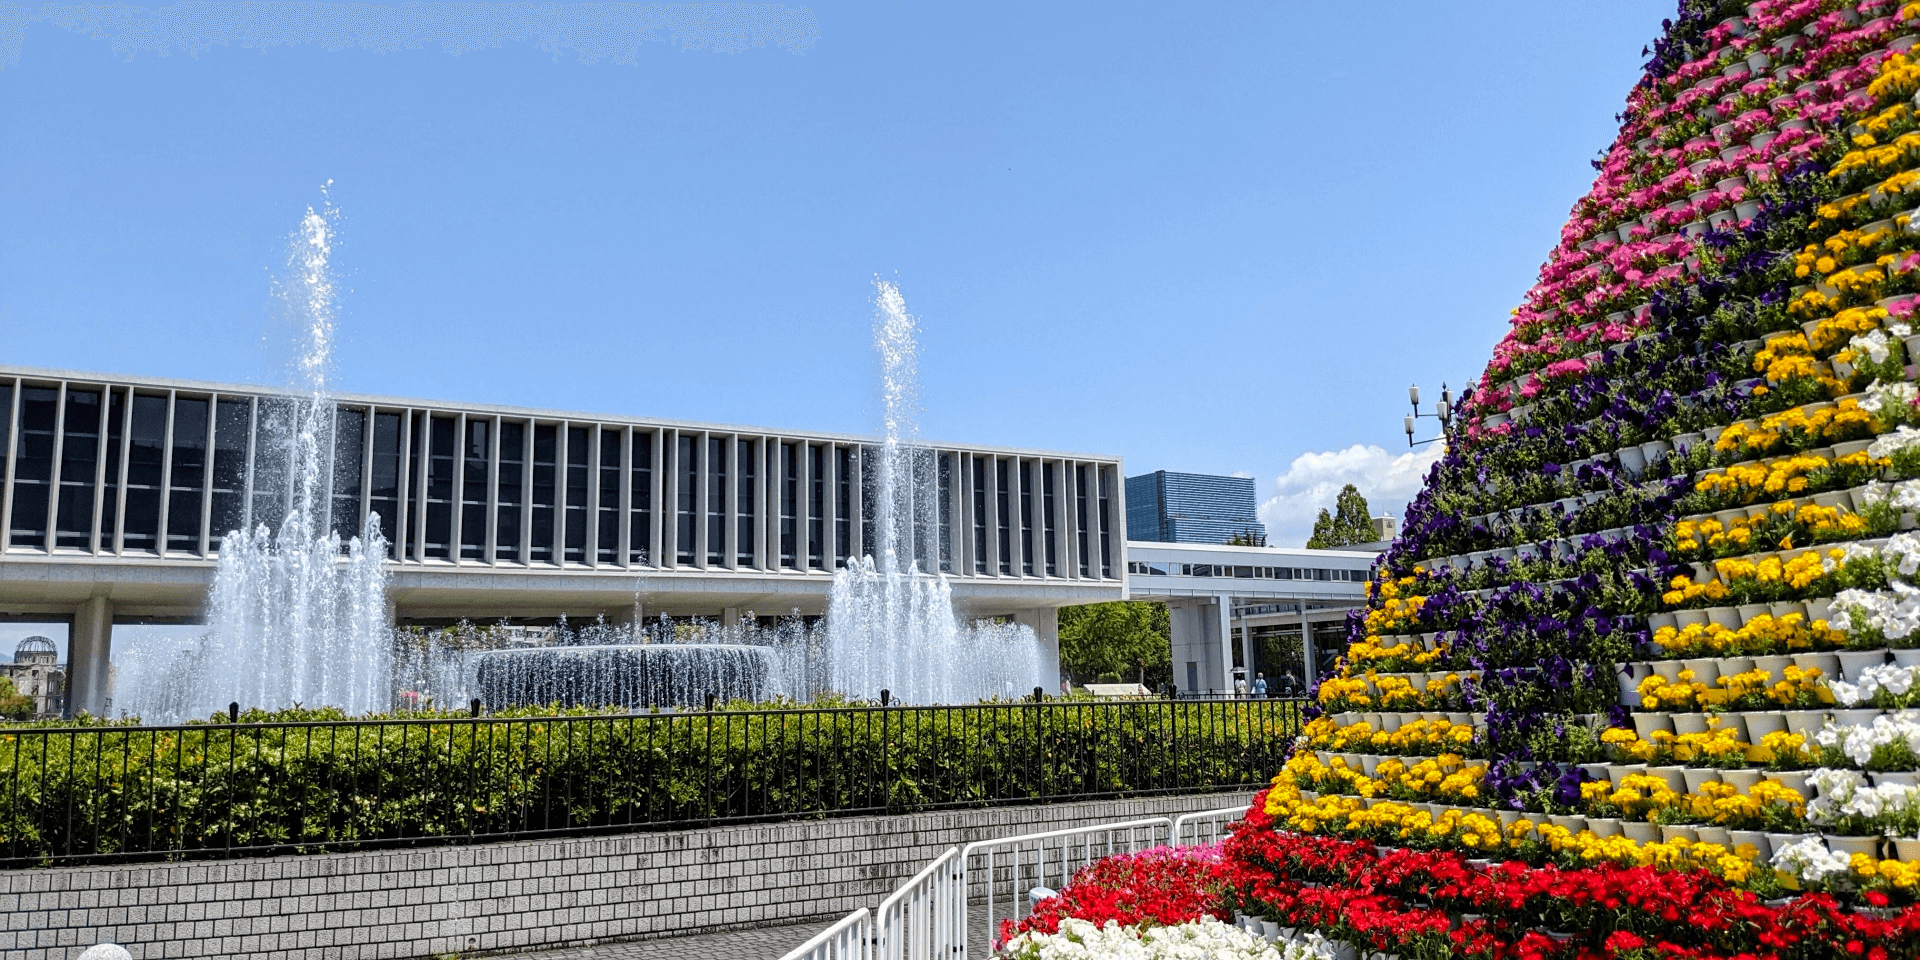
[1403,382,1454,448]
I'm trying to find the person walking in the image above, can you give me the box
[1252,673,1267,697]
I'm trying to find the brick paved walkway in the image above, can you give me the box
[507,911,1000,960]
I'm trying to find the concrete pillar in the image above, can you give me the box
[1168,598,1229,695]
[1014,607,1061,694]
[1300,602,1318,688]
[722,607,742,628]
[68,596,113,718]
[1211,597,1233,695]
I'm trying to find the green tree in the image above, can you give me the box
[1057,601,1172,688]
[1305,484,1377,548]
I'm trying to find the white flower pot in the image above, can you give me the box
[1770,771,1811,798]
[1661,824,1701,842]
[1827,835,1883,858]
[1633,712,1676,738]
[1673,712,1712,736]
[1696,825,1733,847]
[1893,837,1920,861]
[1683,768,1725,793]
[1608,763,1647,788]
[1740,711,1789,740]
[1790,653,1841,679]
[1783,711,1830,738]
[1728,830,1771,860]
[1549,814,1589,833]
[1721,768,1764,792]
[1680,658,1724,685]
[1648,765,1690,793]
[1751,656,1793,685]
[1622,820,1662,843]
[1838,649,1891,683]
[1873,771,1920,787]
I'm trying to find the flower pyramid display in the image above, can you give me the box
[1288,0,1920,875]
[1010,1,1920,957]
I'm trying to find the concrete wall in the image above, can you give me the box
[3,791,1254,960]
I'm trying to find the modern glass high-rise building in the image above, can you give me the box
[1124,470,1262,545]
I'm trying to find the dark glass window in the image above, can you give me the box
[1042,463,1058,576]
[531,424,557,563]
[808,444,825,570]
[332,407,366,550]
[209,399,251,551]
[995,459,1011,575]
[779,441,797,568]
[566,426,590,563]
[370,412,403,557]
[1018,461,1034,576]
[938,453,953,573]
[7,387,56,549]
[835,447,852,568]
[629,432,652,565]
[673,435,696,565]
[1075,465,1091,577]
[0,384,10,507]
[123,395,167,552]
[166,398,209,554]
[55,389,102,549]
[495,421,524,561]
[860,447,877,560]
[736,439,755,567]
[1098,467,1112,578]
[459,417,488,560]
[971,456,988,574]
[601,430,623,564]
[706,437,726,566]
[98,390,124,550]
[424,415,455,559]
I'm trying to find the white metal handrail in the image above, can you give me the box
[875,846,964,960]
[780,906,871,960]
[783,804,1256,960]
[959,817,1173,957]
[1170,805,1248,848]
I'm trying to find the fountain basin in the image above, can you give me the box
[473,643,775,709]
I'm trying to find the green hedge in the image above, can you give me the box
[0,699,1297,864]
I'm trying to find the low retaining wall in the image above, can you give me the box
[3,791,1253,960]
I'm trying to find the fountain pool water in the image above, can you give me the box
[473,644,776,710]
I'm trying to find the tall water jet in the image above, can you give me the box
[143,194,394,721]
[824,281,1045,703]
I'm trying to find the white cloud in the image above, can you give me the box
[1259,444,1444,547]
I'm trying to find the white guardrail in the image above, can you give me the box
[779,804,1248,960]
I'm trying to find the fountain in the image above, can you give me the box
[821,281,1045,703]
[113,263,1039,717]
[475,644,776,710]
[115,194,393,723]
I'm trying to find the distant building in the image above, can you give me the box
[3,637,64,717]
[1125,471,1262,545]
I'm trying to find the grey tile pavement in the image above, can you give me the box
[502,911,1001,960]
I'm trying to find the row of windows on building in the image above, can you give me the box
[1125,560,1368,582]
[0,380,1120,578]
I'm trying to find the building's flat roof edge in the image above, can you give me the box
[0,363,1123,463]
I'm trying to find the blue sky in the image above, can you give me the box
[0,1,1672,552]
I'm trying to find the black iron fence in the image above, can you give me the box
[0,696,1302,867]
